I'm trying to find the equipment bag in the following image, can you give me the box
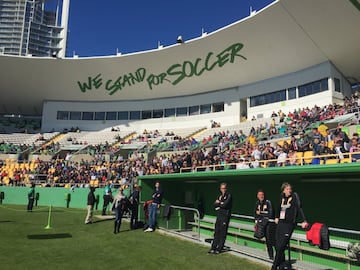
[306,222,330,250]
[347,242,360,261]
[254,217,268,239]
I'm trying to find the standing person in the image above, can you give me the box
[85,187,96,224]
[254,189,275,259]
[208,182,232,254]
[112,189,126,234]
[102,181,112,215]
[144,181,163,232]
[27,182,35,212]
[272,183,308,270]
[130,184,141,229]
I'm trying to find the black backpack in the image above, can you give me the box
[254,216,268,239]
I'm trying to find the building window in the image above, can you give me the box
[176,107,188,116]
[129,111,140,120]
[321,78,328,91]
[57,111,68,120]
[250,89,286,107]
[118,111,129,120]
[164,108,175,118]
[106,111,117,120]
[334,78,341,92]
[82,112,94,120]
[288,87,296,100]
[153,109,164,118]
[298,78,328,98]
[200,104,212,114]
[141,110,152,119]
[94,112,105,121]
[213,102,224,112]
[313,81,321,93]
[298,85,306,98]
[189,105,199,116]
[69,111,81,120]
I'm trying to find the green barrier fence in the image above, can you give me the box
[0,186,108,209]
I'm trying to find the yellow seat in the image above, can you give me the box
[295,152,304,165]
[303,151,314,164]
[340,158,351,163]
[325,159,339,165]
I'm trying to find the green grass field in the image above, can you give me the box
[0,205,268,270]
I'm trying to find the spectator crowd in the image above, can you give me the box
[1,95,360,187]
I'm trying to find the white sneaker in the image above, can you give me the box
[144,227,153,232]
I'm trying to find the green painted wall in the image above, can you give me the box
[139,163,360,230]
[0,186,110,209]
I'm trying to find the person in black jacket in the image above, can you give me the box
[254,189,274,259]
[144,181,163,232]
[208,182,232,254]
[129,184,141,229]
[85,187,96,224]
[272,183,308,270]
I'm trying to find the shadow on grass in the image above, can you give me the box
[27,233,72,240]
[0,220,14,223]
[92,219,113,224]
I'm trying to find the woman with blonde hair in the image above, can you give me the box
[112,188,127,234]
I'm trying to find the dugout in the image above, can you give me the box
[138,162,360,230]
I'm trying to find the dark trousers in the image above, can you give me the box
[265,223,275,258]
[272,222,295,270]
[27,198,34,211]
[211,215,229,251]
[102,195,111,215]
[114,208,123,233]
[130,203,138,229]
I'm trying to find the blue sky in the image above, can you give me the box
[49,0,275,57]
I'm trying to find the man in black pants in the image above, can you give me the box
[130,185,141,229]
[254,189,274,259]
[272,183,308,270]
[208,182,232,254]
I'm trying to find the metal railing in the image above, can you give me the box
[158,204,201,241]
[179,151,360,173]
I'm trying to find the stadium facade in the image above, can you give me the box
[0,0,69,57]
[0,0,359,132]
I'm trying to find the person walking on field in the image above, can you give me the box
[27,182,35,212]
[85,187,96,224]
[208,182,232,254]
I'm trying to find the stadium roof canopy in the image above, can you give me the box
[0,0,359,115]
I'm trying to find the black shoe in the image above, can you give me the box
[208,249,216,254]
[214,250,220,255]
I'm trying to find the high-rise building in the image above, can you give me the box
[0,0,69,57]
